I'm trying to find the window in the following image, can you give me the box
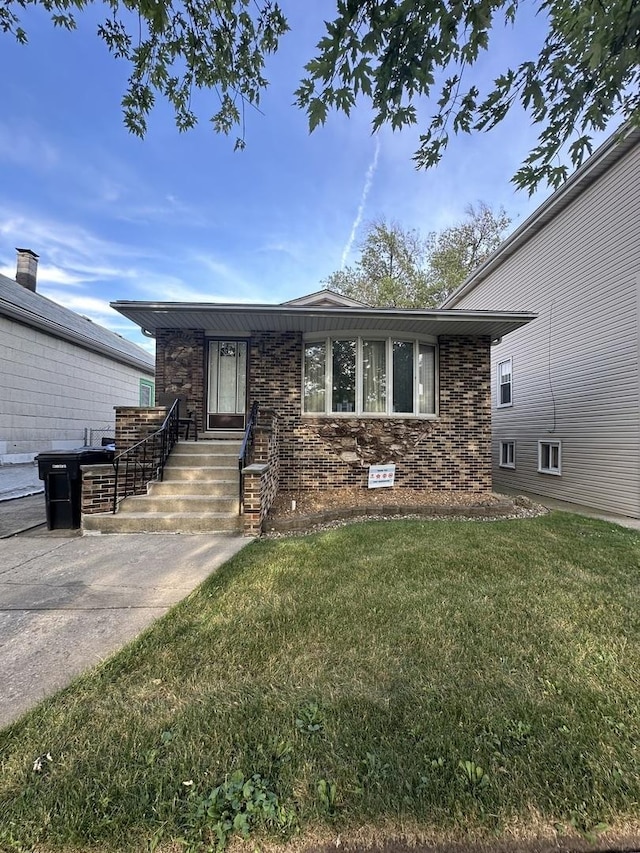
[303,337,437,417]
[499,440,515,469]
[139,379,154,406]
[538,440,561,475]
[497,358,512,408]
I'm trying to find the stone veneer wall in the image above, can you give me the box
[248,332,492,493]
[155,329,205,432]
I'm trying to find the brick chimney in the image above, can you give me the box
[16,248,39,292]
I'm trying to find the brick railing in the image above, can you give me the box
[241,408,279,536]
[81,406,169,516]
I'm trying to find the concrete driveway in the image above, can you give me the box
[0,531,248,729]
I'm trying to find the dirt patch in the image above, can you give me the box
[270,488,504,518]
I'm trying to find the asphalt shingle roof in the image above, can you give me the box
[0,273,154,373]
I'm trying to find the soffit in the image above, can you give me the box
[111,302,536,340]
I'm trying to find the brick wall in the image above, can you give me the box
[114,406,167,450]
[155,330,205,432]
[248,332,492,493]
[241,409,279,535]
[83,406,169,514]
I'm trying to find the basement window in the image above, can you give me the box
[538,440,561,475]
[499,440,516,469]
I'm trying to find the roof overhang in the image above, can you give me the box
[111,301,536,340]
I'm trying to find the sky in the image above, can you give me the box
[0,1,616,355]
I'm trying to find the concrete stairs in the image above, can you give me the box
[83,440,243,534]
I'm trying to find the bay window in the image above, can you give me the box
[303,337,437,416]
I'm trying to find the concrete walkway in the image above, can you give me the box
[0,532,248,728]
[498,489,640,532]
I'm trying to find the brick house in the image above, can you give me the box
[95,289,533,535]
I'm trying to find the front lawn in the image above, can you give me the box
[0,513,638,852]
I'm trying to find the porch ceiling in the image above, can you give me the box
[111,301,536,340]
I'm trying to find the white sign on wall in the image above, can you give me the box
[368,463,396,488]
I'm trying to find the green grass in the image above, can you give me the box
[1,513,639,851]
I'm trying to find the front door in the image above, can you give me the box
[207,340,247,430]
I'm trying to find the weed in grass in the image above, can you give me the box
[295,700,324,734]
[458,760,489,790]
[181,770,297,851]
[317,778,338,815]
[355,750,392,796]
[258,736,294,767]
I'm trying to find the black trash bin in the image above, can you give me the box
[37,447,115,529]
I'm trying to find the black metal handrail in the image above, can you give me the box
[112,399,180,513]
[238,401,259,511]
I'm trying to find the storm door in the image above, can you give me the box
[206,340,247,430]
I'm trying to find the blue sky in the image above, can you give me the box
[0,2,614,354]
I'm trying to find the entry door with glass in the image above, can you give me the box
[207,340,247,430]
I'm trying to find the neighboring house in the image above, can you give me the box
[443,123,640,518]
[106,287,533,532]
[0,249,155,464]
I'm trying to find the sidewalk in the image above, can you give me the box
[0,464,46,538]
[0,462,43,501]
[0,531,248,728]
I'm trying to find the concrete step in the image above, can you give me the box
[173,441,241,456]
[149,479,238,497]
[119,494,240,514]
[167,454,238,468]
[163,466,240,482]
[198,431,244,441]
[83,512,242,534]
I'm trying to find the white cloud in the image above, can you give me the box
[43,290,119,320]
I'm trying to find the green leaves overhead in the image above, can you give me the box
[4,0,639,192]
[296,0,640,192]
[4,0,289,143]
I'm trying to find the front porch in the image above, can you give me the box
[81,403,278,536]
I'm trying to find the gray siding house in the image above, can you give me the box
[0,249,155,463]
[443,123,640,517]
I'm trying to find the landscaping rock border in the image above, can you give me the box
[264,495,547,536]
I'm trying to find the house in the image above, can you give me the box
[0,248,155,464]
[90,288,533,534]
[443,123,640,518]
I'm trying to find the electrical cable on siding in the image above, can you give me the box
[547,301,557,433]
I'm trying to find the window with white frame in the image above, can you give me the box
[303,337,437,416]
[499,440,515,468]
[497,358,512,407]
[538,440,561,475]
